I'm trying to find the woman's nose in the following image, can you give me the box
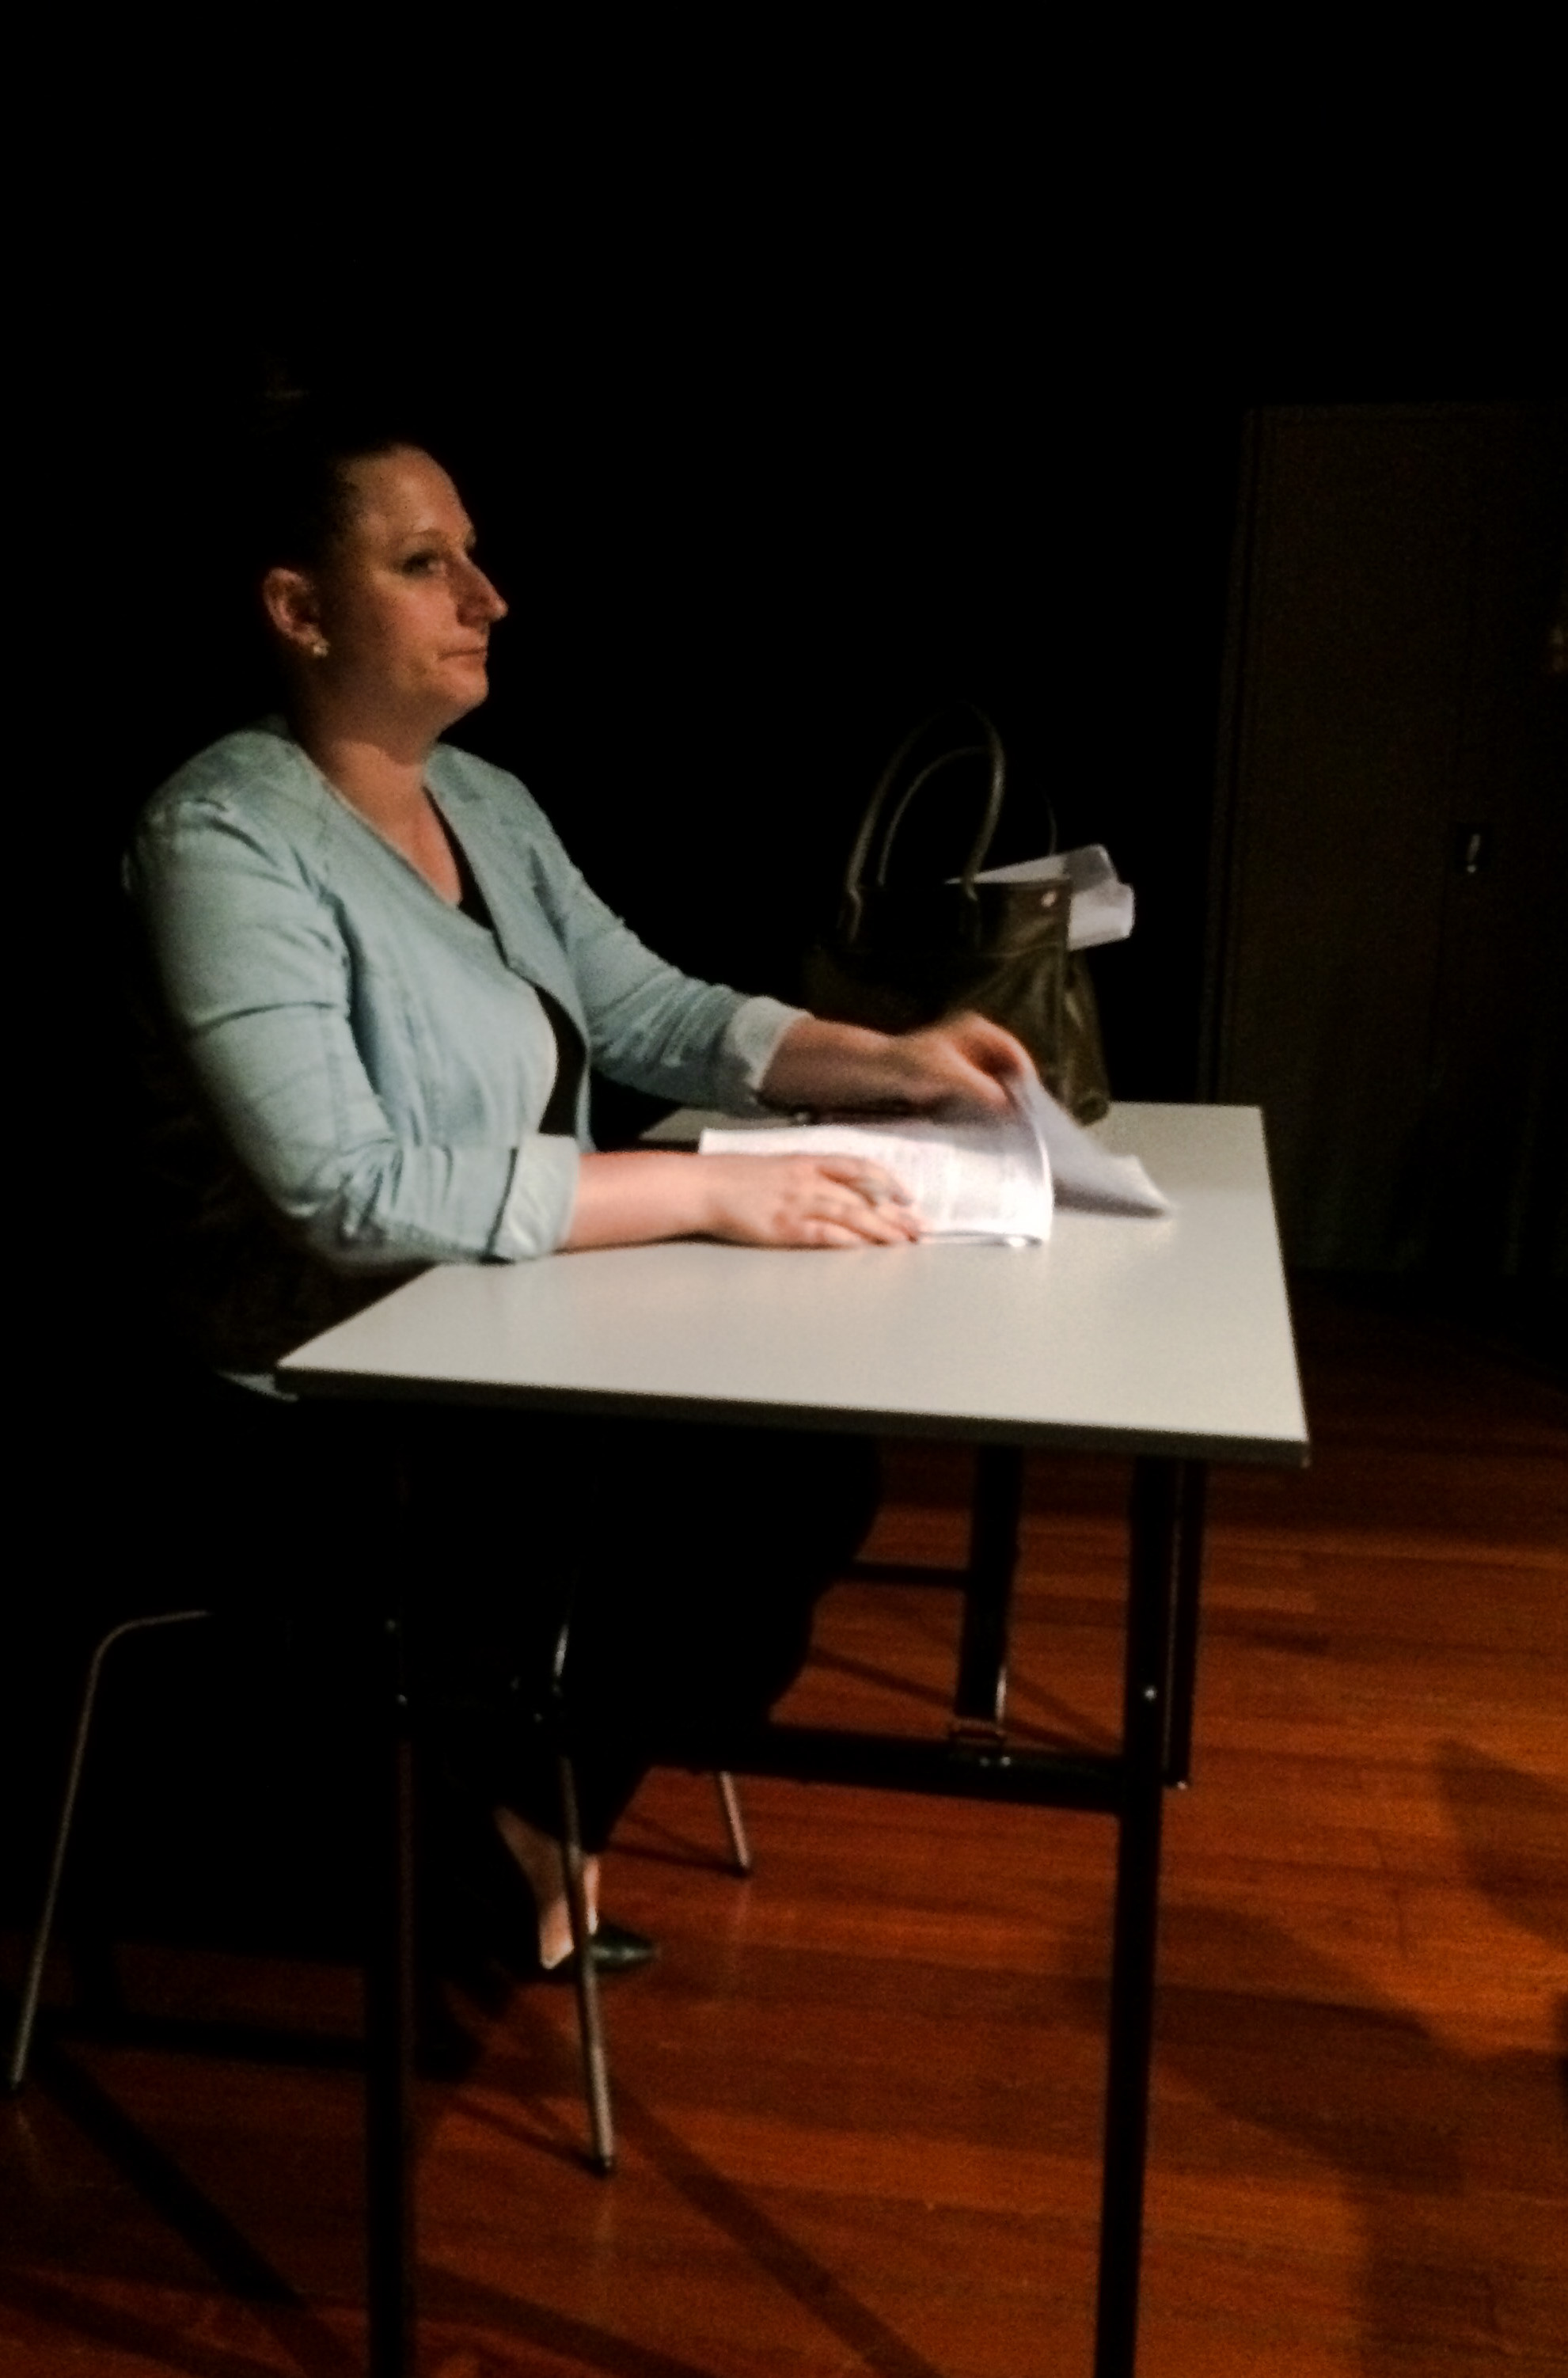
[457,556,507,622]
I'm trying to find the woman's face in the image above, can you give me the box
[266,447,507,733]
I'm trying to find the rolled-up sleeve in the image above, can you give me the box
[492,1133,581,1259]
[718,994,808,1110]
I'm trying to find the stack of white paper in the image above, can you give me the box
[699,1075,1169,1245]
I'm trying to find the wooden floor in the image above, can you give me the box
[3,1286,1566,2376]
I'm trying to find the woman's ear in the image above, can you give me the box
[261,566,329,661]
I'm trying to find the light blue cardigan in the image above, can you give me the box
[127,720,802,1367]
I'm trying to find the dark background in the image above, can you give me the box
[45,275,1247,1100]
[1207,403,1566,1296]
[40,237,1563,1281]
[8,103,1562,1951]
[21,47,1564,1250]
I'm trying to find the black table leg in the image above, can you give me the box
[365,1601,416,2378]
[951,1445,1025,1736]
[1164,1461,1209,1790]
[1094,1456,1180,2378]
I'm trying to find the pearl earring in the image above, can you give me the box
[311,638,330,659]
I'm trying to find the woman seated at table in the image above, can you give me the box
[128,401,1029,1982]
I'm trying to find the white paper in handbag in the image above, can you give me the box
[951,843,1136,950]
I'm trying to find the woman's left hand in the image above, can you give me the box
[760,1012,1035,1119]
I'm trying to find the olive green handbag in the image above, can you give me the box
[802,706,1111,1124]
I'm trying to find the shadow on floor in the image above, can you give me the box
[1103,1746,1568,2376]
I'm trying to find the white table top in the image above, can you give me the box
[279,1104,1308,1465]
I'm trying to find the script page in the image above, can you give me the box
[697,1111,1054,1240]
[1014,1076,1171,1214]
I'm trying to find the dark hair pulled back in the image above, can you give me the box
[242,387,434,583]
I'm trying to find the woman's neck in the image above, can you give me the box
[293,708,431,823]
[290,706,461,902]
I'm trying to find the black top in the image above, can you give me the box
[449,826,587,1138]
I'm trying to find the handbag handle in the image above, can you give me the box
[839,705,1007,942]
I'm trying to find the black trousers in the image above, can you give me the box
[179,1377,879,1858]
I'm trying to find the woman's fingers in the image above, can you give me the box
[699,1154,923,1248]
[889,1016,1035,1114]
[800,1190,919,1248]
[803,1173,921,1244]
[945,1012,1036,1083]
[814,1157,913,1208]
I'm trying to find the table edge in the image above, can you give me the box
[280,1362,1311,1466]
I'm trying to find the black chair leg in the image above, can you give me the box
[6,1609,209,2094]
[556,1753,615,2173]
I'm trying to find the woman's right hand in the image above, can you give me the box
[696,1154,923,1248]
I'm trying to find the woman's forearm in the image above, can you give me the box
[557,1012,1038,1255]
[759,1013,1029,1115]
[562,1026,926,1254]
[560,1151,716,1250]
[560,1147,923,1252]
[757,1019,906,1109]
